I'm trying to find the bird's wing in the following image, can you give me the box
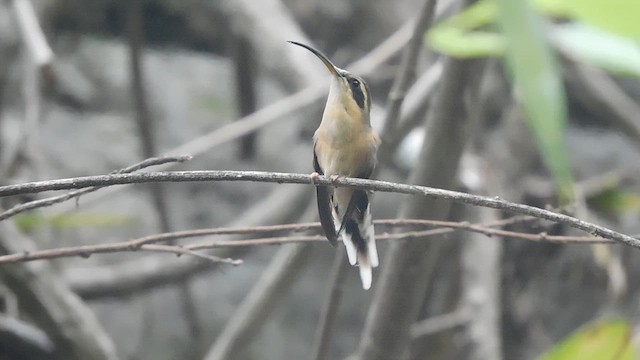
[313,143,338,246]
[336,149,376,236]
[336,189,366,236]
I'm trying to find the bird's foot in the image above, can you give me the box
[330,175,340,183]
[309,172,321,184]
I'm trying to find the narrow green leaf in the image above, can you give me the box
[540,319,637,360]
[427,28,504,58]
[565,0,640,40]
[552,24,640,78]
[495,0,574,203]
[427,0,505,58]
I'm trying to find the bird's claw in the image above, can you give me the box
[330,175,340,183]
[309,172,321,184]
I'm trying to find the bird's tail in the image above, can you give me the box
[336,192,378,290]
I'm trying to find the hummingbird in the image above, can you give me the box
[289,41,380,290]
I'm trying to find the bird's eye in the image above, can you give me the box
[350,78,360,88]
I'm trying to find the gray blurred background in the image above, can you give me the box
[1,0,640,359]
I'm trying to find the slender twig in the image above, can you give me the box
[0,170,636,247]
[95,216,541,248]
[136,244,242,265]
[145,217,611,249]
[182,224,611,250]
[0,239,242,265]
[0,155,191,221]
[0,218,614,265]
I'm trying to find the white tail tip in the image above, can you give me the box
[341,232,358,266]
[358,252,373,290]
[359,263,372,290]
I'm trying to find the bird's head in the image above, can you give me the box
[289,41,371,122]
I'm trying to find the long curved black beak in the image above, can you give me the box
[288,41,339,77]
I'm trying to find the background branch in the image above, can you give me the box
[311,249,349,360]
[356,0,478,352]
[0,218,612,265]
[458,206,503,360]
[12,0,53,68]
[202,243,313,360]
[0,223,119,360]
[378,0,437,148]
[0,313,55,360]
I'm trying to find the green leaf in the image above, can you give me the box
[589,188,640,215]
[564,0,640,40]
[552,24,640,78]
[540,319,638,360]
[427,28,504,58]
[427,0,505,58]
[426,0,574,58]
[496,0,574,203]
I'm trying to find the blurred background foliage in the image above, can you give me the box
[1,0,640,359]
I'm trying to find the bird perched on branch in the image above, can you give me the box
[289,41,380,290]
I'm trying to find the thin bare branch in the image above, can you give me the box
[0,239,242,265]
[0,170,635,247]
[60,216,542,247]
[136,244,242,265]
[0,155,192,221]
[0,218,613,265]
